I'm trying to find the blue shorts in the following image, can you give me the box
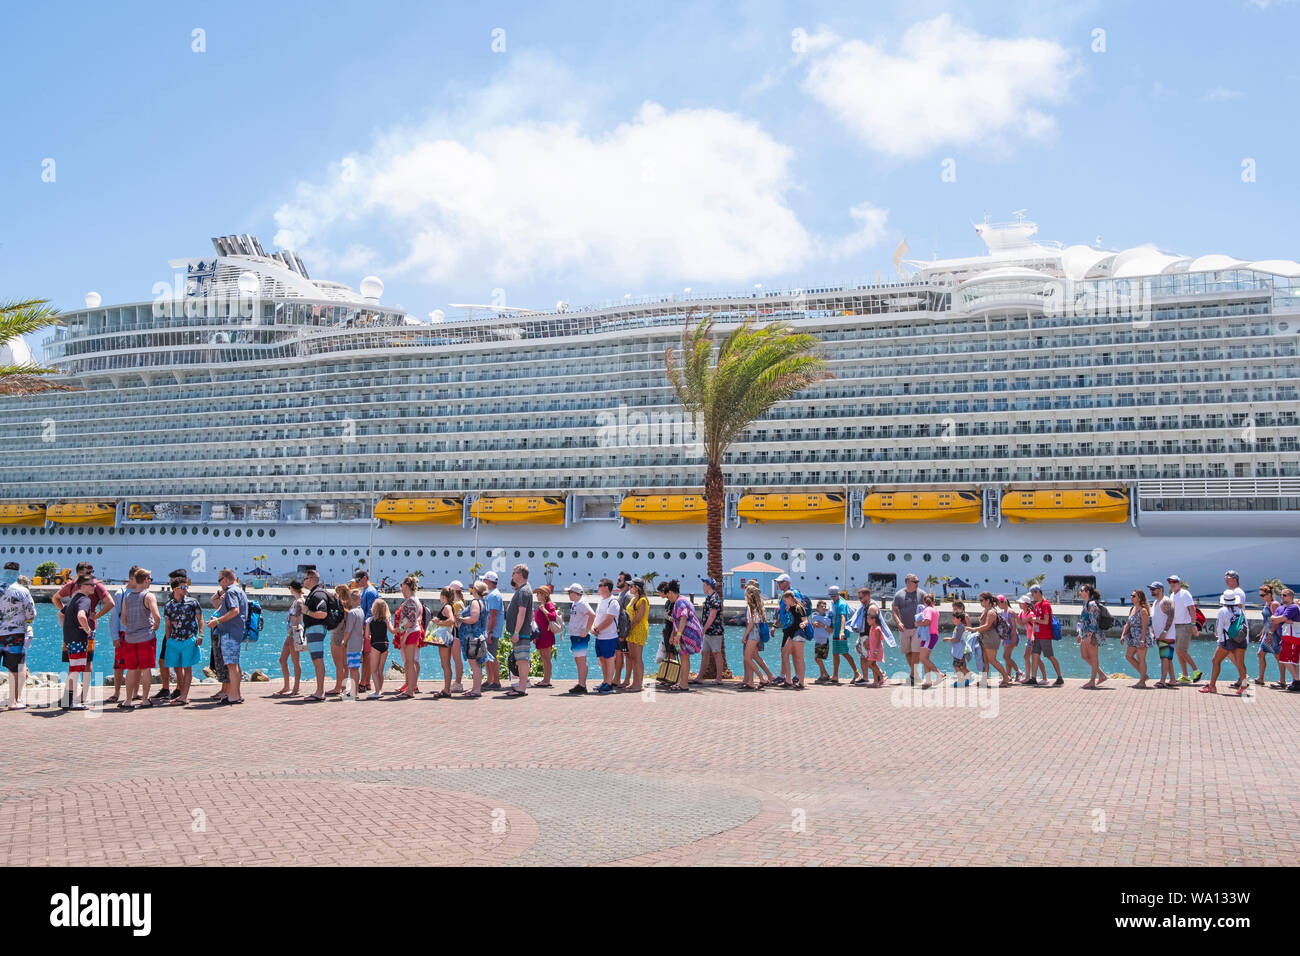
[1158,642,1174,660]
[346,651,362,669]
[164,636,201,669]
[570,636,590,657]
[595,637,618,660]
[219,635,242,668]
[512,638,532,662]
[306,629,326,661]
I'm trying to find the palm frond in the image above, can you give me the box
[0,298,61,340]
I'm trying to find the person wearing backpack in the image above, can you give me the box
[969,591,1013,688]
[205,568,247,705]
[458,582,488,698]
[696,577,726,687]
[1201,591,1250,696]
[301,568,333,701]
[1076,584,1107,689]
[1026,584,1064,687]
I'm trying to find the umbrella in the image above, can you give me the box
[245,566,272,577]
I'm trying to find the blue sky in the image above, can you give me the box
[2,0,1298,327]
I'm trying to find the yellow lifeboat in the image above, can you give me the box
[619,494,707,523]
[375,497,463,524]
[470,496,566,525]
[862,491,982,523]
[47,502,117,526]
[127,504,155,520]
[1001,489,1129,523]
[0,503,47,526]
[738,493,846,524]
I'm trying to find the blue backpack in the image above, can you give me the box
[245,598,263,642]
[1050,615,1062,641]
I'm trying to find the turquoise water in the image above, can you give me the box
[23,609,1228,682]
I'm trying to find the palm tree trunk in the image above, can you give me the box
[699,460,731,679]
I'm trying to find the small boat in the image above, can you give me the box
[127,504,155,520]
[47,502,117,526]
[0,503,47,526]
[470,496,566,524]
[1001,488,1129,523]
[738,492,846,524]
[375,497,464,524]
[862,490,981,523]
[619,494,707,524]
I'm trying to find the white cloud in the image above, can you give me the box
[799,15,1077,159]
[1202,86,1244,101]
[273,58,886,290]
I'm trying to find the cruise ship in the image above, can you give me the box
[2,218,1297,599]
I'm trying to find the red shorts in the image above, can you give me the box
[1280,637,1300,666]
[120,639,157,671]
[403,631,422,647]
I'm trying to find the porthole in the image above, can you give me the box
[941,553,951,562]
[234,529,241,537]
[293,549,300,556]
[922,553,931,562]
[223,529,231,537]
[887,552,896,562]
[781,552,789,560]
[96,547,102,554]
[1083,552,1093,563]
[679,552,687,560]
[514,551,520,558]
[852,553,860,562]
[633,552,640,559]
[980,554,990,563]
[763,553,771,560]
[281,549,287,555]
[1064,554,1073,563]
[747,552,755,560]
[617,552,625,559]
[999,554,1008,562]
[528,551,535,558]
[587,551,594,559]
[602,551,609,559]
[1044,554,1053,563]
[1023,554,1032,563]
[269,530,276,537]
[543,551,550,558]
[694,552,702,560]
[403,550,410,557]
[457,550,463,557]
[649,552,656,559]
[833,553,841,561]
[329,549,336,556]
[816,553,824,561]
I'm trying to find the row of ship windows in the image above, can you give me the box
[0,525,277,537]
[0,542,1092,567]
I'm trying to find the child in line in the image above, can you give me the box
[566,583,593,695]
[862,607,886,686]
[341,591,365,700]
[367,599,391,699]
[810,600,833,683]
[945,608,973,687]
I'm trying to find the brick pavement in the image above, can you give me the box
[2,677,1296,866]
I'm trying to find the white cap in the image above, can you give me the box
[775,573,791,584]
[482,571,498,583]
[449,580,464,591]
[567,582,585,595]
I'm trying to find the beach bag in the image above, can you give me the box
[995,612,1014,641]
[1225,607,1246,643]
[244,598,262,642]
[1194,606,1206,630]
[1094,600,1114,631]
[656,646,680,685]
[548,606,564,636]
[1051,616,1062,640]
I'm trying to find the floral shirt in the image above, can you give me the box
[164,596,202,640]
[0,582,36,637]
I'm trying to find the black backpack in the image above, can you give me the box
[616,604,632,641]
[1094,600,1114,631]
[316,587,345,631]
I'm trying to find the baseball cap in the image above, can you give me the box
[828,585,841,596]
[482,570,498,583]
[449,580,464,591]
[1224,569,1240,578]
[775,573,791,584]
[1029,584,1043,594]
[1167,574,1181,583]
[995,594,1007,603]
[567,582,584,595]
[1220,590,1239,605]
[701,577,718,589]
[1018,595,1032,605]
[1148,581,1164,590]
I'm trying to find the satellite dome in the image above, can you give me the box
[359,275,384,300]
[556,300,569,313]
[237,271,261,296]
[0,336,34,368]
[84,292,101,308]
[429,309,445,323]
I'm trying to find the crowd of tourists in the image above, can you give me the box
[1,558,1297,710]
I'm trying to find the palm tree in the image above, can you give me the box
[0,298,68,397]
[666,313,831,676]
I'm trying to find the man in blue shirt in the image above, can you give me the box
[481,570,504,691]
[206,568,248,705]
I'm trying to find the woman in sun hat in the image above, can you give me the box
[532,584,558,688]
[1201,590,1250,696]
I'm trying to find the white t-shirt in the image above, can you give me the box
[593,596,620,640]
[568,599,593,637]
[1170,588,1196,625]
[1226,586,1247,610]
[1152,597,1176,642]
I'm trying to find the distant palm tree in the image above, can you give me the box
[0,298,67,396]
[665,313,831,677]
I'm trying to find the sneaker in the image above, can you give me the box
[1176,675,1191,683]
[1289,682,1300,693]
[1192,670,1203,682]
[1024,678,1038,686]
[567,685,588,695]
[151,688,170,701]
[596,683,614,694]
[169,689,182,700]
[1052,677,1064,687]
[364,691,382,700]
